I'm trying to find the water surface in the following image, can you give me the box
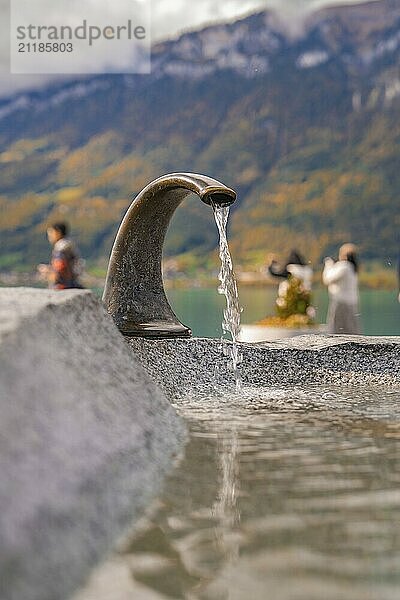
[74,384,400,600]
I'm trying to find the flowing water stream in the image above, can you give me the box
[212,204,242,391]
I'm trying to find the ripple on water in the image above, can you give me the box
[73,384,400,600]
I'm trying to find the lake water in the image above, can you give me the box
[74,384,400,600]
[166,287,400,338]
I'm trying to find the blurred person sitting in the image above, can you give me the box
[268,249,313,291]
[323,243,361,335]
[267,249,315,323]
[38,222,83,290]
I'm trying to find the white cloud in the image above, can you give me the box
[0,0,379,98]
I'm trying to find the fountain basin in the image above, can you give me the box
[128,334,400,400]
[77,332,400,600]
[0,288,399,600]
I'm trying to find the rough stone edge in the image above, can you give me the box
[127,336,400,400]
[0,288,186,600]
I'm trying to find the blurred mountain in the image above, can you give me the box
[0,0,399,270]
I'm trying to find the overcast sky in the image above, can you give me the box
[0,0,370,98]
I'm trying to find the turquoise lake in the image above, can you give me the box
[166,287,400,338]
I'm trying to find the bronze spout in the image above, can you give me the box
[102,173,236,338]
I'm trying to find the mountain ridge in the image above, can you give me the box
[0,0,399,270]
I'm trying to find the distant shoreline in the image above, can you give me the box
[1,266,397,292]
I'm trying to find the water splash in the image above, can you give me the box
[212,204,242,391]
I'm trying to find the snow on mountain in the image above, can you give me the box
[0,80,111,121]
[0,2,399,121]
[151,12,283,79]
[296,50,329,69]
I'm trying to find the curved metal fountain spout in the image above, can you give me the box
[103,173,236,338]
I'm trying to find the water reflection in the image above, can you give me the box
[73,385,400,600]
[212,427,241,568]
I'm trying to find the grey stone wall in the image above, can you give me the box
[128,335,400,400]
[0,288,186,600]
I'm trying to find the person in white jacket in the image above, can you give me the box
[323,243,361,334]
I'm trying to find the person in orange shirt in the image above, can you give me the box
[38,222,83,289]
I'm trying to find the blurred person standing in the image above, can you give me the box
[323,243,361,334]
[38,222,83,290]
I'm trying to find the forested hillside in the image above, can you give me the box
[0,0,399,270]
